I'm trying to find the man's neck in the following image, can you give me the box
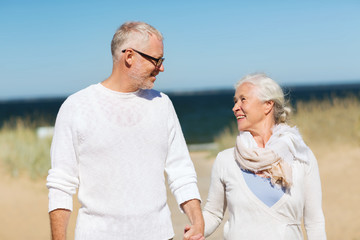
[102,69,139,93]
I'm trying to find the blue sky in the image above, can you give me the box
[1,0,359,100]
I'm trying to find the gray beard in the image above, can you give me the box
[128,65,154,90]
[130,75,153,90]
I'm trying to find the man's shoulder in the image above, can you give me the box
[62,84,97,107]
[69,84,96,98]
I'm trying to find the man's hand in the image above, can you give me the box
[49,208,71,240]
[184,224,205,240]
[181,199,204,240]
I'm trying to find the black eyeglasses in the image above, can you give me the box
[122,48,164,68]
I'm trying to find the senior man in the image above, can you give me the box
[47,21,204,240]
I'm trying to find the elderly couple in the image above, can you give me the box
[47,21,326,240]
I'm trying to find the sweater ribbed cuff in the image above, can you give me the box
[48,188,73,212]
[174,183,201,213]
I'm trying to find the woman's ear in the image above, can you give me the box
[264,100,274,115]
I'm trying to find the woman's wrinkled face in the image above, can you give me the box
[232,82,269,133]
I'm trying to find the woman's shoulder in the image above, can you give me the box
[215,147,236,165]
[212,148,240,178]
[217,147,234,157]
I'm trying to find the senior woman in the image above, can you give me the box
[200,74,326,239]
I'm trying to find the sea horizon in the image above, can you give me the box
[1,80,360,102]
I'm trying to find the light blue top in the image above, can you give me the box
[241,169,285,207]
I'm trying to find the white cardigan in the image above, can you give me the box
[203,147,326,240]
[46,83,200,240]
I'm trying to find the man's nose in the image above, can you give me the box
[158,63,164,72]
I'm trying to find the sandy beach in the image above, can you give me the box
[1,144,359,240]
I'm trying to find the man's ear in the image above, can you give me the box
[264,100,274,115]
[123,49,134,66]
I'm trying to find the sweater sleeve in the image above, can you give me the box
[164,98,201,210]
[203,153,227,237]
[46,98,80,212]
[303,149,327,239]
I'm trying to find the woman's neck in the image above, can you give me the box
[250,123,275,148]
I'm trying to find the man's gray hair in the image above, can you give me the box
[235,73,291,124]
[111,21,163,63]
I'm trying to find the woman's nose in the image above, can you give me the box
[232,102,239,113]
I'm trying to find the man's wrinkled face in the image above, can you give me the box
[129,35,164,90]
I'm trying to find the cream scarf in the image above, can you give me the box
[234,124,309,188]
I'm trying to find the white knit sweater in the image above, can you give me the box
[46,83,200,240]
[203,147,326,240]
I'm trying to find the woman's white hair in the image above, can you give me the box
[235,73,291,124]
[111,21,163,63]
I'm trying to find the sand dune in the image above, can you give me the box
[1,144,359,240]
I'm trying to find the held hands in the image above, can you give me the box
[184,224,205,240]
[181,199,205,240]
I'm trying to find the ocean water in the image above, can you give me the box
[1,83,359,144]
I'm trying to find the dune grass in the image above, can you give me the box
[0,119,52,179]
[213,96,360,152]
[292,96,360,147]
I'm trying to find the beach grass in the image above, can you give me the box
[0,119,52,179]
[214,96,360,152]
[292,95,360,147]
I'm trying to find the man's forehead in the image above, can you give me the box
[147,35,164,55]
